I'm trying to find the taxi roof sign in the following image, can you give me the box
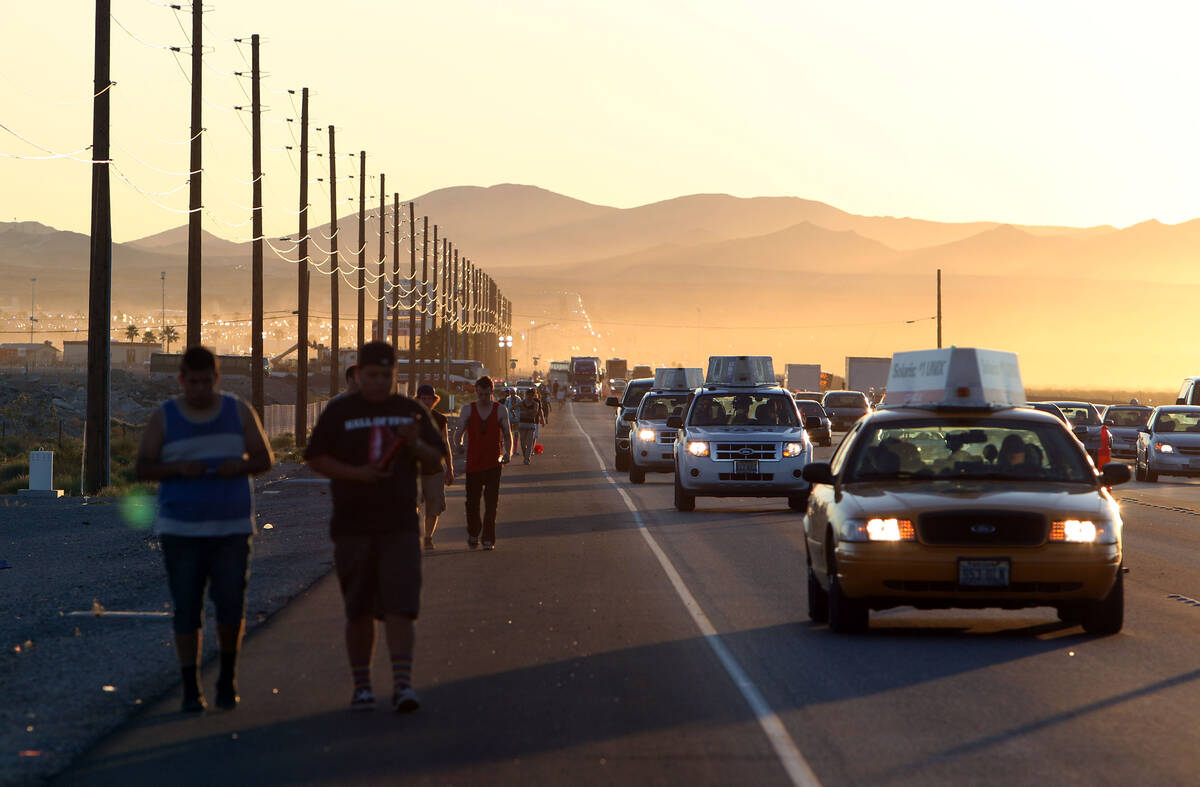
[886,348,1024,407]
[654,367,704,390]
[705,356,775,387]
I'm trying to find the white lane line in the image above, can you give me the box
[569,407,821,787]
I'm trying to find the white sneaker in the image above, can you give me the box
[350,687,376,711]
[392,686,420,713]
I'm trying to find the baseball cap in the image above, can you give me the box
[358,341,395,368]
[416,384,437,398]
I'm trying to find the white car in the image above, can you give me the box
[628,389,693,484]
[670,360,813,511]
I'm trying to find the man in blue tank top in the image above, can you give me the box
[136,347,273,713]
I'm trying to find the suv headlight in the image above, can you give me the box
[637,428,656,442]
[839,518,915,542]
[1155,442,1175,453]
[687,441,710,457]
[782,442,805,458]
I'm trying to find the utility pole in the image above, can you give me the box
[186,0,203,348]
[85,0,112,494]
[407,201,416,394]
[936,268,942,349]
[327,126,338,396]
[250,34,264,417]
[441,241,451,388]
[391,192,400,352]
[420,216,429,376]
[430,225,439,366]
[356,151,366,350]
[160,271,166,339]
[376,173,385,341]
[28,279,36,343]
[295,87,310,444]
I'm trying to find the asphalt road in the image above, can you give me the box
[55,403,1200,786]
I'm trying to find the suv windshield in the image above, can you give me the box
[639,395,689,420]
[824,392,867,408]
[1106,408,1151,427]
[621,380,653,408]
[689,394,799,427]
[844,419,1092,483]
[1153,410,1200,432]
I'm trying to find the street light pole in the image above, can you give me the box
[29,278,36,343]
[160,271,166,341]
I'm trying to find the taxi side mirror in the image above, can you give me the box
[802,462,834,485]
[1100,462,1132,487]
[605,397,619,407]
[621,411,638,422]
[666,415,683,429]
[804,416,821,430]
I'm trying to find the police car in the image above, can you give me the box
[801,348,1130,634]
[670,356,814,512]
[627,368,703,484]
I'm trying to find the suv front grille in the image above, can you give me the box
[714,443,777,461]
[917,510,1047,546]
[658,432,677,444]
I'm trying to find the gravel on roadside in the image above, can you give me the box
[0,463,335,787]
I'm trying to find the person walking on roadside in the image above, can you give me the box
[517,387,545,464]
[452,376,512,550]
[416,384,454,550]
[305,342,446,713]
[136,347,274,713]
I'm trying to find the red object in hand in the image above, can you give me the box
[534,443,544,455]
[1097,424,1111,468]
[375,435,407,470]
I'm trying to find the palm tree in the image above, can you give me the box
[141,330,158,345]
[162,325,179,353]
[124,324,139,342]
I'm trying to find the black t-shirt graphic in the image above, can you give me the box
[305,393,443,534]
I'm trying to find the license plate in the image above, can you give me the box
[734,459,759,474]
[958,559,1010,587]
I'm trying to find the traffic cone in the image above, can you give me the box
[1097,424,1111,468]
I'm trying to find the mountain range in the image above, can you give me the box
[2,184,1197,387]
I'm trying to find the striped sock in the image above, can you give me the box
[351,664,371,692]
[391,655,413,691]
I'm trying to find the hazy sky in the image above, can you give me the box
[3,1,1200,242]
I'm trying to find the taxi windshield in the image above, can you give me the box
[1106,408,1150,427]
[690,394,799,427]
[639,395,689,420]
[845,418,1092,483]
[1152,411,1200,432]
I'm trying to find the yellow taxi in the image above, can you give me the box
[801,348,1129,634]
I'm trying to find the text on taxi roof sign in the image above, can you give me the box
[886,348,1024,407]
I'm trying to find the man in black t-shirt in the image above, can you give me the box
[305,342,444,713]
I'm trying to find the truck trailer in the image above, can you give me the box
[785,363,821,393]
[845,356,892,400]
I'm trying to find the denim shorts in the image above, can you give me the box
[333,530,422,620]
[160,533,253,633]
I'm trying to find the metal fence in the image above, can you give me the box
[262,401,330,439]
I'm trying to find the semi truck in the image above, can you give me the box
[571,356,601,401]
[785,363,821,393]
[845,356,892,400]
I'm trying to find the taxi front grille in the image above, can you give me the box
[714,443,777,461]
[883,580,1083,593]
[718,473,775,481]
[917,510,1047,546]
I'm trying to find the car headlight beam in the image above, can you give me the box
[782,442,805,458]
[687,441,710,457]
[1050,519,1099,543]
[1155,442,1175,454]
[637,428,656,442]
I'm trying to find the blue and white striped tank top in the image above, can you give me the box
[155,393,254,536]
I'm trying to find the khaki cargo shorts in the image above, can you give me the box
[420,472,446,516]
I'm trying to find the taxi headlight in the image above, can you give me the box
[687,441,710,457]
[637,428,656,442]
[841,518,915,542]
[1155,442,1175,454]
[782,442,805,458]
[1050,519,1108,543]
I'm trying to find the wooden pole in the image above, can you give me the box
[356,151,366,349]
[376,173,385,341]
[250,35,264,417]
[186,0,203,347]
[294,87,310,445]
[327,126,339,396]
[391,192,400,352]
[407,201,416,394]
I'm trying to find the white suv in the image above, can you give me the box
[670,357,813,512]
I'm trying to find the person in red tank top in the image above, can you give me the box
[452,376,513,549]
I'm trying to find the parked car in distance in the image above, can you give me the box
[1136,406,1200,482]
[795,398,832,446]
[1102,405,1153,459]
